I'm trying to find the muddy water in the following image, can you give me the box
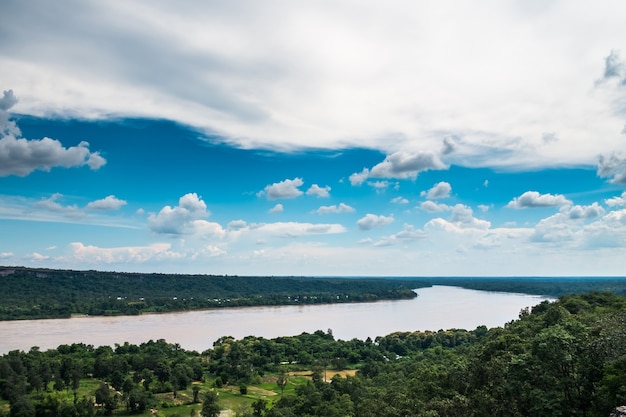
[0,286,551,353]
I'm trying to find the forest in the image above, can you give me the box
[0,267,425,320]
[1,291,626,416]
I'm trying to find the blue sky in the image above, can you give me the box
[1,1,626,276]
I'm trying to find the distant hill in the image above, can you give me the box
[427,276,626,297]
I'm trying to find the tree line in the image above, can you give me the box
[1,291,625,416]
[0,267,424,320]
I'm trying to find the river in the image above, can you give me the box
[0,286,552,354]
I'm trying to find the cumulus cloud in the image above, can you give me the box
[597,153,626,184]
[506,191,572,209]
[529,201,613,244]
[605,191,626,207]
[227,220,248,230]
[420,201,450,213]
[0,91,106,177]
[426,204,490,232]
[306,184,331,198]
[349,169,370,186]
[316,203,355,214]
[86,195,127,210]
[356,214,394,231]
[370,151,447,180]
[449,204,491,229]
[259,178,304,200]
[350,152,446,186]
[421,181,452,199]
[28,252,49,261]
[0,89,18,111]
[368,181,391,192]
[391,196,409,204]
[148,193,209,234]
[269,203,284,214]
[580,209,626,249]
[0,252,14,259]
[563,203,605,220]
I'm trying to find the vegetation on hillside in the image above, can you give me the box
[428,276,626,297]
[0,267,424,320]
[1,292,626,416]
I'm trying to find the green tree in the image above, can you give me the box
[276,372,287,394]
[9,396,34,417]
[192,385,201,403]
[201,391,221,417]
[252,399,266,417]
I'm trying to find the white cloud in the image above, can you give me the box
[316,203,355,214]
[248,222,346,238]
[5,3,625,169]
[421,181,452,199]
[0,89,18,111]
[449,204,491,230]
[191,220,226,239]
[203,245,227,257]
[426,204,490,231]
[227,220,248,230]
[148,193,209,234]
[27,252,49,261]
[360,151,447,181]
[581,208,626,249]
[564,203,605,220]
[605,191,626,207]
[67,242,184,264]
[391,196,409,204]
[357,214,394,231]
[597,153,626,184]
[349,169,369,186]
[269,203,284,214]
[0,91,106,176]
[367,181,390,192]
[35,193,83,219]
[259,178,304,200]
[478,204,491,212]
[531,203,618,245]
[306,184,331,198]
[420,201,450,213]
[86,195,127,210]
[0,252,14,259]
[506,191,572,209]
[371,224,427,246]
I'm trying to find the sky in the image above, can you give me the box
[1,0,626,277]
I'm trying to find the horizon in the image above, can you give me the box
[1,265,624,280]
[1,1,626,276]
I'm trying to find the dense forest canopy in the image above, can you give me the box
[1,292,626,416]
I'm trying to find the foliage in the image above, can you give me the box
[0,266,424,320]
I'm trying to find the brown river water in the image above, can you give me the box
[0,286,552,353]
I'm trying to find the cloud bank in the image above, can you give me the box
[3,2,626,169]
